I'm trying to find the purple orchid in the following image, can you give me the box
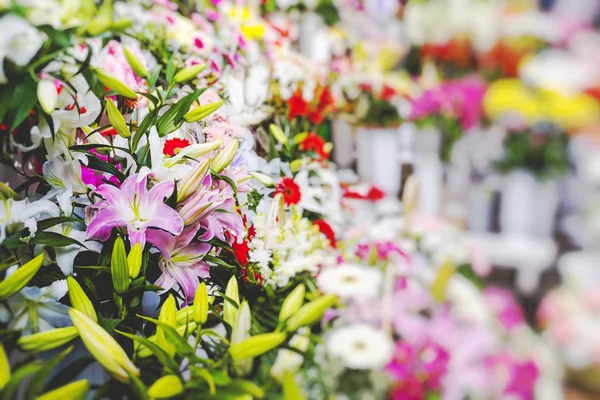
[86,174,184,247]
[147,225,210,304]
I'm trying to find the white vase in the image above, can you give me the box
[413,127,443,216]
[356,126,401,197]
[499,170,560,237]
[467,182,495,232]
[331,119,354,169]
[298,12,330,63]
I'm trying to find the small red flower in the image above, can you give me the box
[380,85,396,102]
[274,177,302,206]
[343,185,386,201]
[313,219,336,247]
[100,127,119,137]
[287,89,308,120]
[163,138,191,157]
[232,238,251,266]
[299,133,330,160]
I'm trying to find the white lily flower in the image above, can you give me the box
[0,15,46,83]
[0,278,70,333]
[0,197,59,244]
[46,223,102,276]
[43,158,88,215]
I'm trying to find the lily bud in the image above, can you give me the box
[323,142,333,155]
[0,344,10,390]
[176,306,194,325]
[193,282,208,325]
[229,332,287,361]
[293,132,307,144]
[164,141,222,168]
[177,159,211,203]
[95,69,138,100]
[269,124,287,145]
[0,253,45,300]
[210,139,238,174]
[279,285,305,323]
[431,260,455,303]
[69,308,139,382]
[110,18,133,31]
[401,175,419,217]
[147,375,183,399]
[18,327,79,352]
[249,172,274,187]
[67,277,97,322]
[229,380,265,399]
[286,294,337,332]
[231,301,252,376]
[37,80,58,114]
[0,181,18,199]
[123,47,148,79]
[174,64,207,83]
[157,295,177,356]
[223,276,239,328]
[136,320,198,358]
[86,17,111,36]
[105,100,131,138]
[127,243,143,279]
[283,372,305,400]
[36,380,90,400]
[271,329,310,381]
[111,238,129,294]
[183,100,224,123]
[289,159,303,173]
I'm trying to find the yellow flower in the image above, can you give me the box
[541,90,600,130]
[484,79,543,124]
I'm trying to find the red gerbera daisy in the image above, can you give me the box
[313,219,336,247]
[163,138,191,157]
[299,133,330,160]
[274,177,301,206]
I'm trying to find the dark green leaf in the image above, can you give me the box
[86,153,125,181]
[36,216,82,231]
[115,330,179,374]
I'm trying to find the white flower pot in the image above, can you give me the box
[413,127,443,216]
[331,119,355,169]
[356,126,401,197]
[500,170,560,237]
[467,182,495,232]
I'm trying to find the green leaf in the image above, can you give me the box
[70,143,131,154]
[156,89,204,137]
[115,330,179,374]
[10,79,38,130]
[86,153,125,182]
[99,317,123,332]
[30,232,84,248]
[0,360,44,400]
[25,346,73,399]
[135,315,195,356]
[203,255,237,270]
[165,58,176,84]
[36,216,82,231]
[147,66,162,89]
[132,108,158,151]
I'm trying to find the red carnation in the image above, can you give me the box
[163,138,191,157]
[380,85,396,102]
[313,219,336,247]
[287,89,308,120]
[299,133,330,160]
[274,177,302,206]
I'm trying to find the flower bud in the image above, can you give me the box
[157,295,177,356]
[174,64,207,83]
[0,344,10,390]
[176,306,194,325]
[323,142,333,155]
[231,301,252,376]
[95,68,138,100]
[193,282,208,325]
[164,141,222,168]
[36,380,89,400]
[289,159,303,173]
[69,308,139,382]
[279,285,305,323]
[67,277,97,322]
[271,330,310,381]
[229,332,287,361]
[110,18,133,31]
[229,380,265,399]
[86,17,111,36]
[37,80,58,115]
[183,100,224,123]
[0,253,45,300]
[223,276,239,328]
[18,327,79,352]
[127,243,143,279]
[147,375,183,399]
[293,132,307,144]
[283,372,305,400]
[136,320,197,358]
[431,260,455,303]
[210,139,238,174]
[285,294,337,332]
[177,159,211,203]
[269,124,287,145]
[111,237,129,294]
[0,181,18,199]
[249,172,274,187]
[123,47,148,79]
[105,100,131,138]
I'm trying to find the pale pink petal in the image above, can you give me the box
[148,206,184,235]
[86,208,126,240]
[146,229,176,257]
[148,180,175,203]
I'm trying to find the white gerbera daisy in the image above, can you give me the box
[317,263,382,298]
[326,324,393,369]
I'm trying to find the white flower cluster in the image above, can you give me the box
[249,209,329,287]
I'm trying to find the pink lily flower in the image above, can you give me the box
[147,225,211,303]
[86,174,184,247]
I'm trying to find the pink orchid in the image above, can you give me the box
[147,225,210,303]
[86,174,184,247]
